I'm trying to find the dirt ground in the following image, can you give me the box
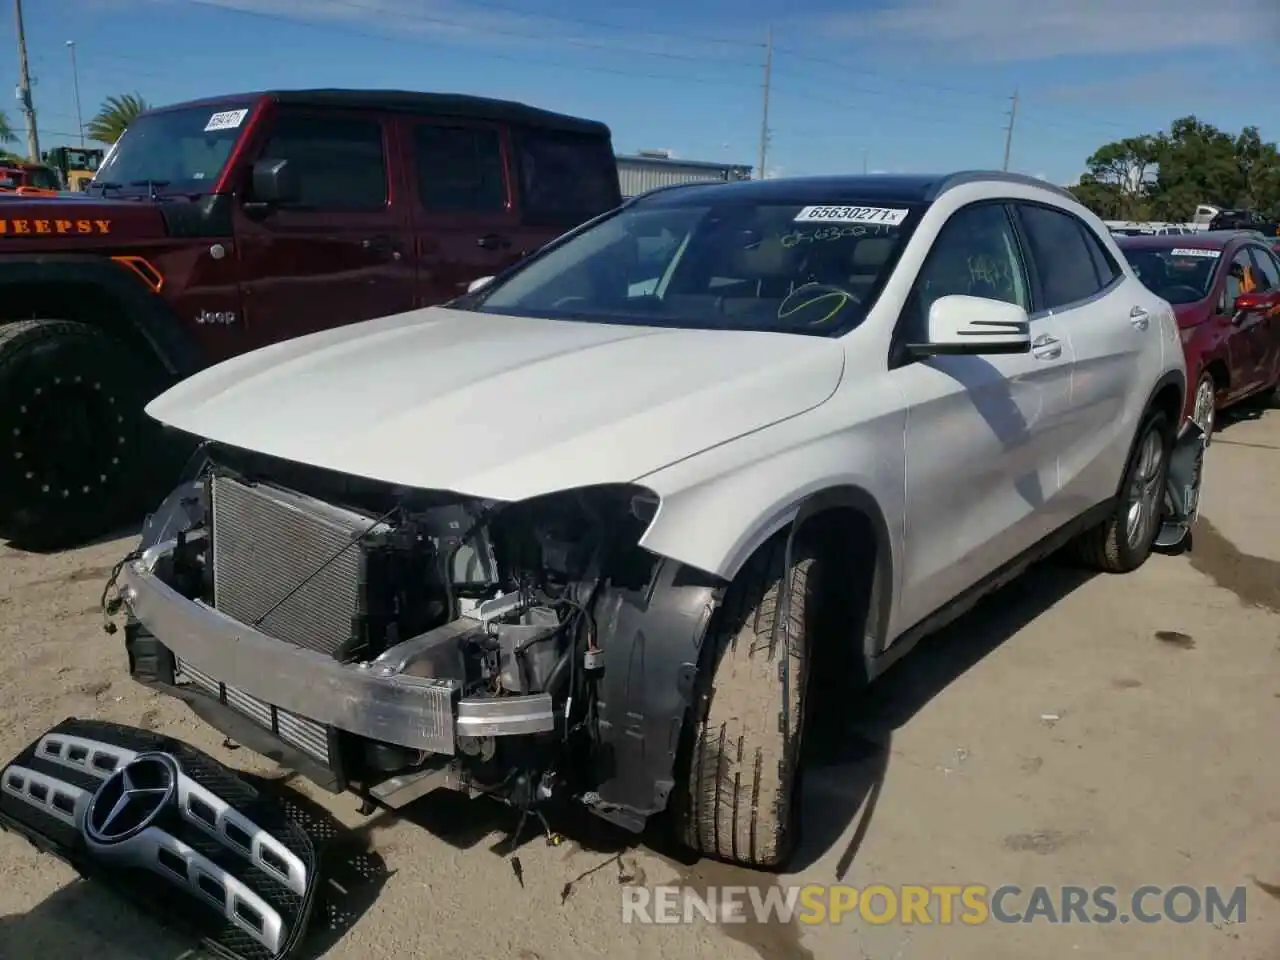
[2,409,1280,960]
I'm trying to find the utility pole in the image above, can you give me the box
[1001,89,1019,173]
[756,27,772,180]
[14,0,39,161]
[66,40,83,146]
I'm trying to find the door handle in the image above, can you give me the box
[361,235,402,260]
[1129,306,1150,330]
[1031,333,1062,360]
[477,234,511,251]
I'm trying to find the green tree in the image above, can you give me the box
[0,110,17,148]
[85,93,149,145]
[1072,116,1280,222]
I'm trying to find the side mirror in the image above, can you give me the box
[246,157,299,206]
[1234,292,1266,317]
[906,294,1032,358]
[467,275,495,294]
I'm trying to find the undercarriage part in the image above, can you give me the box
[0,718,320,960]
[1154,419,1207,553]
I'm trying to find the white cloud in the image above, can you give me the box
[812,0,1278,62]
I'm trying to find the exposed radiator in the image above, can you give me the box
[175,658,331,766]
[210,474,388,659]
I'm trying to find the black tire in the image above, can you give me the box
[0,319,169,550]
[675,534,816,869]
[1070,409,1174,574]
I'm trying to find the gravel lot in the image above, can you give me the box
[2,409,1280,960]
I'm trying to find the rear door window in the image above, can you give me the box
[515,128,620,228]
[411,123,507,213]
[1015,203,1109,309]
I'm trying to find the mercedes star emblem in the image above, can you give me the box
[84,752,178,844]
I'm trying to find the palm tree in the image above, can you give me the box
[85,93,150,145]
[0,110,17,146]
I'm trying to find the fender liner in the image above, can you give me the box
[1144,368,1187,428]
[588,485,895,828]
[0,255,202,378]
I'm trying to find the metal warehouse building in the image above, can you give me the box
[617,150,753,199]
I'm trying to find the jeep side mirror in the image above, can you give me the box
[905,294,1032,357]
[247,157,299,206]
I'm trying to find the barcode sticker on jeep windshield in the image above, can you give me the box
[794,205,909,226]
[204,109,249,132]
[1171,248,1221,259]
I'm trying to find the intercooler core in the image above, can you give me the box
[175,474,391,769]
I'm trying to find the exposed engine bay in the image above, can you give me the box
[116,443,715,835]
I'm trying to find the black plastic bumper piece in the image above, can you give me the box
[0,718,321,960]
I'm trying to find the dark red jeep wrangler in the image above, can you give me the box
[0,89,621,547]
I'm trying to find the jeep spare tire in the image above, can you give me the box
[0,319,167,549]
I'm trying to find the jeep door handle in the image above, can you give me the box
[361,235,402,260]
[1130,306,1150,330]
[1031,333,1062,360]
[477,234,511,251]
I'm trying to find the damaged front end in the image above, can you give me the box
[108,445,723,833]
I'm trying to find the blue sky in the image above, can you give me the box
[7,0,1279,185]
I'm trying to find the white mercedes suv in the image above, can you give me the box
[90,171,1204,878]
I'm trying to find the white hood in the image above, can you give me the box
[147,307,845,501]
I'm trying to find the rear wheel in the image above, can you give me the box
[0,319,169,549]
[675,534,817,869]
[1070,409,1173,574]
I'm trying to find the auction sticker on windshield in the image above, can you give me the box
[795,205,908,226]
[204,109,249,133]
[1171,248,1221,259]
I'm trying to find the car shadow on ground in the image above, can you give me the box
[0,773,393,960]
[1213,390,1276,436]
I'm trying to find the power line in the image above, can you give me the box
[184,0,761,69]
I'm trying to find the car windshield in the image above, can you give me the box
[1121,246,1223,304]
[91,103,254,196]
[466,196,918,335]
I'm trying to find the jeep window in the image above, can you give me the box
[260,115,387,210]
[516,129,620,227]
[466,197,917,336]
[413,124,506,213]
[92,103,253,195]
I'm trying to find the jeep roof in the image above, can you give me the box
[148,89,611,137]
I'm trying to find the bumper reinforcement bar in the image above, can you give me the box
[119,544,554,755]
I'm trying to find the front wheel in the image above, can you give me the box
[0,319,168,549]
[674,535,816,869]
[1070,409,1173,574]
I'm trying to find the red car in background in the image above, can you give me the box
[1116,231,1280,439]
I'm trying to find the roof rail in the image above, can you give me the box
[929,170,1079,204]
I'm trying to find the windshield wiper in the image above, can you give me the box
[88,180,123,196]
[129,179,171,200]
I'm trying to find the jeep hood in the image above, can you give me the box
[0,197,166,243]
[146,306,845,501]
